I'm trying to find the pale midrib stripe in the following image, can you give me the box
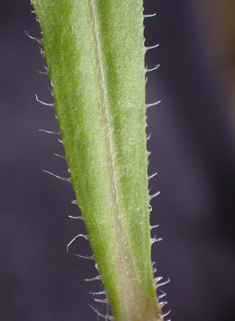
[87,0,137,310]
[87,0,122,228]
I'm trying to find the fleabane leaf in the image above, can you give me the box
[30,0,165,320]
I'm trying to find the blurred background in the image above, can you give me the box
[1,0,235,320]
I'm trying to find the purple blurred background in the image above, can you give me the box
[1,0,235,320]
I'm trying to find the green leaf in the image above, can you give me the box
[30,0,165,320]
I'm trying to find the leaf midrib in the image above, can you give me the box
[87,0,137,317]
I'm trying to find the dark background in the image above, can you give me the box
[1,1,235,320]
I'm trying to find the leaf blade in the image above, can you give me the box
[31,0,163,320]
